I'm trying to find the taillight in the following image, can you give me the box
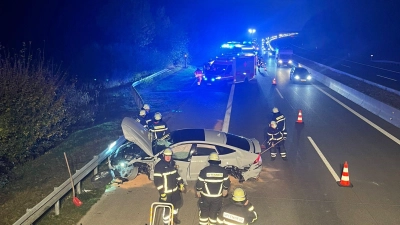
[253,153,262,164]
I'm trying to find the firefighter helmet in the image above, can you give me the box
[164,148,173,156]
[232,188,247,202]
[139,110,146,116]
[154,112,162,121]
[143,104,150,110]
[272,107,279,113]
[208,152,220,161]
[270,121,277,128]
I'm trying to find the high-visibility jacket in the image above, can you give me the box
[148,120,169,139]
[272,112,287,138]
[196,164,230,197]
[154,159,183,194]
[217,199,258,225]
[266,126,283,146]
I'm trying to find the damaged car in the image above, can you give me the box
[107,117,262,183]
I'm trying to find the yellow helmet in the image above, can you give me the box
[164,148,173,156]
[232,188,246,202]
[272,107,279,113]
[139,110,146,116]
[143,104,150,110]
[208,152,220,161]
[154,112,162,121]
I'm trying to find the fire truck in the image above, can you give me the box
[204,53,257,84]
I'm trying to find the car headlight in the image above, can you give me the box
[294,75,300,79]
[289,60,293,64]
[278,60,283,63]
[307,75,312,80]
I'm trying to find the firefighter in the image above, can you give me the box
[154,148,185,224]
[194,68,203,85]
[217,188,258,225]
[272,107,287,139]
[141,103,153,124]
[196,152,230,225]
[266,121,287,160]
[135,109,148,128]
[148,112,169,141]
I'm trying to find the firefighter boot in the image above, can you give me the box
[173,215,181,224]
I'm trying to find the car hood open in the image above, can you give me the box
[121,117,153,157]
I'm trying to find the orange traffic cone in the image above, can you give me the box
[272,78,277,85]
[337,161,353,187]
[296,110,303,123]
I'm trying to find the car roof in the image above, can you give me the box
[170,129,251,151]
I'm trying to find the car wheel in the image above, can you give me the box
[127,166,139,180]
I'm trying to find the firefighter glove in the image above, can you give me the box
[179,184,185,192]
[160,193,167,202]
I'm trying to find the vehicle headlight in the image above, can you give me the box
[294,75,300,79]
[278,60,283,63]
[307,75,312,80]
[289,60,293,64]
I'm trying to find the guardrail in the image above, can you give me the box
[295,55,400,128]
[13,69,171,225]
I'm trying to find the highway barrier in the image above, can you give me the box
[295,55,400,128]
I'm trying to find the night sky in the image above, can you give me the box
[1,0,399,68]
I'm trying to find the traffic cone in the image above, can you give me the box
[272,78,277,85]
[337,161,353,187]
[296,110,303,123]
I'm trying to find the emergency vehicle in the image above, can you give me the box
[204,53,257,84]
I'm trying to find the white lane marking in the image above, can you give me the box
[376,74,397,81]
[275,88,284,99]
[308,136,341,182]
[314,85,400,145]
[341,64,351,68]
[222,84,235,133]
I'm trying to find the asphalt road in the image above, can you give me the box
[271,39,400,91]
[78,59,400,225]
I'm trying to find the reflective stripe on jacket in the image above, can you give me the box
[196,164,230,197]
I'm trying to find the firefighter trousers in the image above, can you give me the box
[198,195,223,225]
[270,141,287,158]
